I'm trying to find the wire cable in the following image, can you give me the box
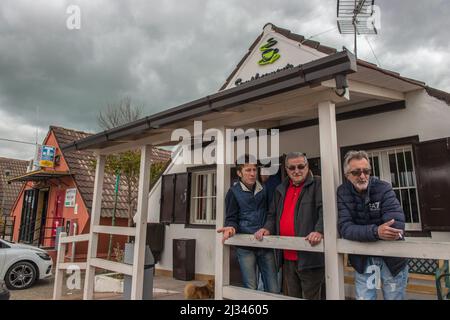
[364,35,382,67]
[300,27,338,45]
[0,138,38,146]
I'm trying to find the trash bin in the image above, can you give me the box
[173,239,195,281]
[123,243,155,300]
[146,223,165,264]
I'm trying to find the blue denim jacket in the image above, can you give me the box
[225,181,271,234]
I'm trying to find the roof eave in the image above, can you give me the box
[62,50,357,153]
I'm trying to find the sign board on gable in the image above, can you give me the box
[39,145,56,168]
[65,188,77,207]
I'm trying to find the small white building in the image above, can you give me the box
[63,23,450,299]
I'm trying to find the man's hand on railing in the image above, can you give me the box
[217,226,236,244]
[377,219,403,241]
[305,232,323,246]
[254,228,270,241]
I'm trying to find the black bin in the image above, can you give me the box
[173,239,195,281]
[146,223,165,264]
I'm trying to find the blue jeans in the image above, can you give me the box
[236,247,279,293]
[354,257,409,300]
[257,267,282,292]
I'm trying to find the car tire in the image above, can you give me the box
[5,261,37,290]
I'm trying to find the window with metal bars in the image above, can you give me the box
[367,145,421,230]
[190,170,217,225]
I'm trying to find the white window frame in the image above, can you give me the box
[367,145,422,231]
[190,169,217,225]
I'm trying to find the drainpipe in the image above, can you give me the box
[107,172,120,260]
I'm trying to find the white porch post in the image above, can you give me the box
[318,100,345,300]
[83,153,105,300]
[131,144,152,300]
[215,127,230,299]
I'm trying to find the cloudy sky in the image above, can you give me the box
[0,0,449,160]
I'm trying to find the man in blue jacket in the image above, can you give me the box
[337,150,409,300]
[217,154,279,293]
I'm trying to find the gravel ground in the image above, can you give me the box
[8,273,205,300]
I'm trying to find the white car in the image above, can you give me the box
[0,238,53,290]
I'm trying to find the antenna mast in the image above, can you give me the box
[337,0,378,59]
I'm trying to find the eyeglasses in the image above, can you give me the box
[286,164,307,171]
[348,168,371,177]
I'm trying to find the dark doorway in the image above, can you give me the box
[19,189,50,245]
[35,190,50,246]
[19,189,39,243]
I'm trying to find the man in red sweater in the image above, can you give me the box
[266,152,325,299]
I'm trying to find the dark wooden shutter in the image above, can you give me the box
[173,172,191,224]
[160,174,175,224]
[308,157,321,176]
[414,138,450,231]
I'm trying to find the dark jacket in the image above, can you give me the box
[266,172,324,271]
[337,176,408,276]
[225,181,271,234]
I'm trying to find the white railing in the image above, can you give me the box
[53,232,89,300]
[220,234,450,300]
[52,228,137,300]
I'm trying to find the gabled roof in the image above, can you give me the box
[425,86,450,106]
[219,23,338,91]
[51,126,171,218]
[0,157,28,216]
[219,22,435,93]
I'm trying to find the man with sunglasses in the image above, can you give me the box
[265,152,325,299]
[337,150,408,300]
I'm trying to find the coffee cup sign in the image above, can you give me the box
[258,37,280,65]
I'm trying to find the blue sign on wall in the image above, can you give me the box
[39,145,56,168]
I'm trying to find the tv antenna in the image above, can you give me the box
[337,0,378,59]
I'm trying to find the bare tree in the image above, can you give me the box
[97,98,142,258]
[97,98,168,260]
[98,97,143,130]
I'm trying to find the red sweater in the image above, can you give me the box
[280,180,304,261]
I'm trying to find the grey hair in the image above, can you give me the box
[343,150,371,174]
[285,152,308,166]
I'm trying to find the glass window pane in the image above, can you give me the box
[369,155,380,178]
[405,151,415,187]
[196,174,202,197]
[196,198,201,220]
[394,189,401,204]
[409,189,420,223]
[397,151,407,187]
[401,189,412,223]
[200,197,207,220]
[212,197,216,221]
[389,153,399,187]
[202,174,208,196]
[190,170,217,225]
[213,173,216,196]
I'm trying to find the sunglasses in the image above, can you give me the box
[348,168,371,177]
[286,164,307,171]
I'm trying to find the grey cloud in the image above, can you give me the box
[0,0,449,160]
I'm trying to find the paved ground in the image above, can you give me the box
[9,273,206,300]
